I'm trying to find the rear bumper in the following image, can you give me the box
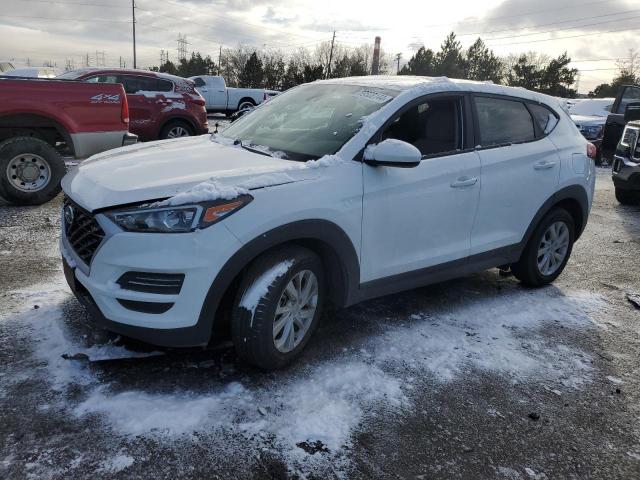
[612,155,640,191]
[71,130,138,159]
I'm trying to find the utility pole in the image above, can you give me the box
[85,52,90,67]
[96,50,106,67]
[395,53,402,74]
[218,45,222,75]
[326,30,336,79]
[132,0,137,69]
[371,36,381,75]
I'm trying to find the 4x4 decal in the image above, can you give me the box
[90,93,120,104]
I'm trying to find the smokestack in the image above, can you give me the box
[371,36,381,75]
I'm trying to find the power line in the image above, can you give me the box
[2,14,130,23]
[486,25,640,47]
[482,13,640,41]
[459,9,640,37]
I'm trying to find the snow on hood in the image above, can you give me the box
[61,135,335,211]
[571,114,606,126]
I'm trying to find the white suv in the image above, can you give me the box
[60,76,596,370]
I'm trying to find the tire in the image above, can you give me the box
[159,120,194,140]
[615,188,640,205]
[231,246,325,370]
[0,136,65,205]
[237,99,256,113]
[511,208,575,287]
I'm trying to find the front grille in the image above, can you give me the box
[63,197,105,266]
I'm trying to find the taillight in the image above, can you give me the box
[587,142,597,160]
[121,96,129,124]
[263,92,267,101]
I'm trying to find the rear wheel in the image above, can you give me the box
[0,136,65,205]
[512,208,575,287]
[615,188,640,205]
[159,120,194,140]
[237,99,256,113]
[231,246,324,370]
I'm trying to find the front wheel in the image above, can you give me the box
[0,136,65,205]
[615,188,640,205]
[231,246,325,370]
[512,208,575,287]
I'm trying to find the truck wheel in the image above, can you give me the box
[237,99,255,112]
[615,188,640,205]
[512,208,575,287]
[160,120,193,139]
[0,136,65,205]
[231,246,325,370]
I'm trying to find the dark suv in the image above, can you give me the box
[612,120,640,204]
[58,68,208,141]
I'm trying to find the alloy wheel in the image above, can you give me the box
[273,270,319,353]
[537,221,570,276]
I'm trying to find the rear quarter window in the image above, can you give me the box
[528,103,559,135]
[474,96,536,146]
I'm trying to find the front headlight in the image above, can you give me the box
[105,195,253,233]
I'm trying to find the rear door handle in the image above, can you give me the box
[534,161,557,170]
[450,176,478,188]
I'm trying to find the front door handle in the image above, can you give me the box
[450,176,478,188]
[534,160,557,170]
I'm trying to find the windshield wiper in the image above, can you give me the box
[233,139,273,157]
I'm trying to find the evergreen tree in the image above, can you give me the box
[538,53,577,97]
[282,59,304,90]
[238,52,264,88]
[434,33,465,78]
[465,38,503,83]
[303,64,324,83]
[399,46,436,76]
[506,54,542,90]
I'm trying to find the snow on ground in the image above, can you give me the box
[0,274,605,475]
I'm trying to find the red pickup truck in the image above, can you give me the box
[0,77,136,205]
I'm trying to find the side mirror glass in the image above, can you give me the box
[364,139,421,168]
[624,102,640,123]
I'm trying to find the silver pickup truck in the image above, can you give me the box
[189,75,278,116]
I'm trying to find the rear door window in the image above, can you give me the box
[474,96,535,146]
[119,75,173,94]
[85,75,119,84]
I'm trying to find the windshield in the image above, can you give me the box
[218,83,397,160]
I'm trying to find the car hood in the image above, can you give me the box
[62,135,319,211]
[571,114,605,126]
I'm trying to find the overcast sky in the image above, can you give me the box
[1,0,639,93]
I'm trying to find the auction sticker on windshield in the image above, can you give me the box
[354,90,393,104]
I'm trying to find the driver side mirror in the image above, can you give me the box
[624,102,640,123]
[363,139,421,168]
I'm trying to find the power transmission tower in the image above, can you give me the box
[119,56,125,68]
[395,53,402,74]
[96,50,106,67]
[326,30,336,79]
[84,53,91,67]
[177,33,189,61]
[132,0,137,68]
[160,49,166,65]
[65,58,74,71]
